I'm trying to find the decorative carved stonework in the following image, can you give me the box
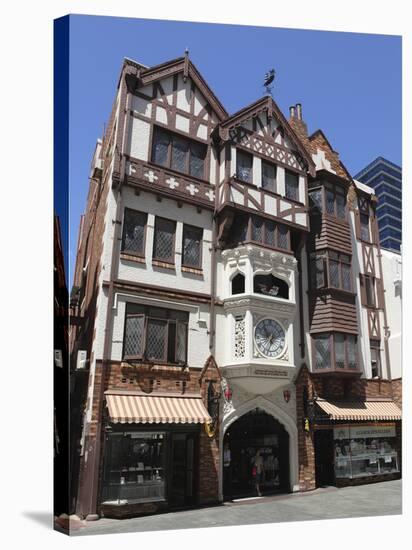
[234,315,246,358]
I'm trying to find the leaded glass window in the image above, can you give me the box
[326,189,335,215]
[310,256,325,288]
[124,315,144,358]
[309,189,323,212]
[329,259,340,287]
[146,318,167,361]
[347,335,358,369]
[264,220,276,247]
[190,142,206,179]
[182,225,203,268]
[171,136,189,173]
[153,218,176,262]
[262,161,276,191]
[314,335,331,369]
[336,193,346,219]
[277,224,288,249]
[251,216,263,242]
[122,209,147,255]
[360,213,370,241]
[151,128,170,166]
[236,150,253,183]
[285,171,299,201]
[335,333,345,368]
[342,263,352,291]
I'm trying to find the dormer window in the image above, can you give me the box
[236,150,253,183]
[151,127,206,179]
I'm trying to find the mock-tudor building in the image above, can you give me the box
[70,54,402,520]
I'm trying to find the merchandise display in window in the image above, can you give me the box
[333,425,399,479]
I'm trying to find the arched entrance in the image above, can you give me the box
[223,408,290,500]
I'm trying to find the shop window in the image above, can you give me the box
[182,224,203,268]
[262,161,276,192]
[153,217,176,263]
[334,426,399,480]
[231,273,245,295]
[370,342,381,378]
[121,209,147,256]
[151,127,206,179]
[123,304,188,364]
[285,170,299,201]
[313,333,358,371]
[253,274,289,299]
[236,150,253,183]
[102,431,166,503]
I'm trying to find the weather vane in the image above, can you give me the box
[263,69,275,96]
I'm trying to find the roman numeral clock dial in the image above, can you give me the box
[254,318,285,358]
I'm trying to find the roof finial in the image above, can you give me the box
[185,47,189,56]
[263,69,275,97]
[183,48,190,82]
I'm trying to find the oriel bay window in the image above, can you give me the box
[121,209,147,256]
[151,126,207,179]
[313,333,358,371]
[182,224,203,268]
[310,251,352,291]
[153,217,176,263]
[325,183,346,219]
[228,213,290,251]
[123,304,188,364]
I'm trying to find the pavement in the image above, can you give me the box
[69,479,402,536]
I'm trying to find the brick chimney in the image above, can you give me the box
[289,103,308,137]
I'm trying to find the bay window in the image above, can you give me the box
[310,251,352,291]
[123,304,188,364]
[312,333,359,371]
[228,213,291,251]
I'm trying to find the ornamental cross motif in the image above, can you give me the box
[144,170,158,183]
[186,183,199,196]
[205,189,215,202]
[166,177,179,190]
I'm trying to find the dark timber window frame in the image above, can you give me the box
[324,182,346,220]
[285,170,299,201]
[310,251,352,291]
[121,208,148,257]
[236,149,253,184]
[229,213,291,251]
[182,224,203,269]
[153,217,176,264]
[123,303,189,364]
[312,333,359,372]
[261,160,277,192]
[151,126,207,180]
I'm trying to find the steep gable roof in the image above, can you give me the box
[308,129,353,182]
[215,96,316,176]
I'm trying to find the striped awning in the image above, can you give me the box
[105,391,211,424]
[316,399,401,421]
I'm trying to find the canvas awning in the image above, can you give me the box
[105,391,211,424]
[315,399,401,421]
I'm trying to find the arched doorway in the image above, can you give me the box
[223,408,290,500]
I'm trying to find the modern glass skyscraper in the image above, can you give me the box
[355,157,402,251]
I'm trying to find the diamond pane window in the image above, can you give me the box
[329,260,340,287]
[336,193,346,219]
[251,216,263,242]
[171,136,189,173]
[146,318,167,361]
[190,142,206,179]
[311,256,325,288]
[176,322,187,363]
[124,315,145,358]
[236,150,253,183]
[264,220,276,247]
[314,335,331,369]
[326,189,335,215]
[277,224,288,249]
[285,171,299,201]
[309,189,323,212]
[342,263,352,291]
[122,209,147,255]
[153,218,175,262]
[182,225,203,268]
[335,333,345,368]
[347,335,358,369]
[151,128,170,166]
[262,161,276,191]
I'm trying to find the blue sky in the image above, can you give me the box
[64,15,401,287]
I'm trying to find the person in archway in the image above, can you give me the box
[253,449,264,497]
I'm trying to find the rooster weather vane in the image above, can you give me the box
[263,69,275,96]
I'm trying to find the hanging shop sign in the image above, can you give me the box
[334,425,396,440]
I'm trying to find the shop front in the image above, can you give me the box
[100,391,211,517]
[223,408,290,500]
[314,399,402,488]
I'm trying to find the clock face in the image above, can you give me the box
[255,319,285,358]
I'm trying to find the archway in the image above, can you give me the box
[222,408,290,500]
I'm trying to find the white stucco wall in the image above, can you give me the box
[381,248,402,379]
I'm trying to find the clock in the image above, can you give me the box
[254,318,285,358]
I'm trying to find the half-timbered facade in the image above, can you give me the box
[70,54,401,520]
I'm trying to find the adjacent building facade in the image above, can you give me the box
[355,157,402,251]
[70,55,402,520]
